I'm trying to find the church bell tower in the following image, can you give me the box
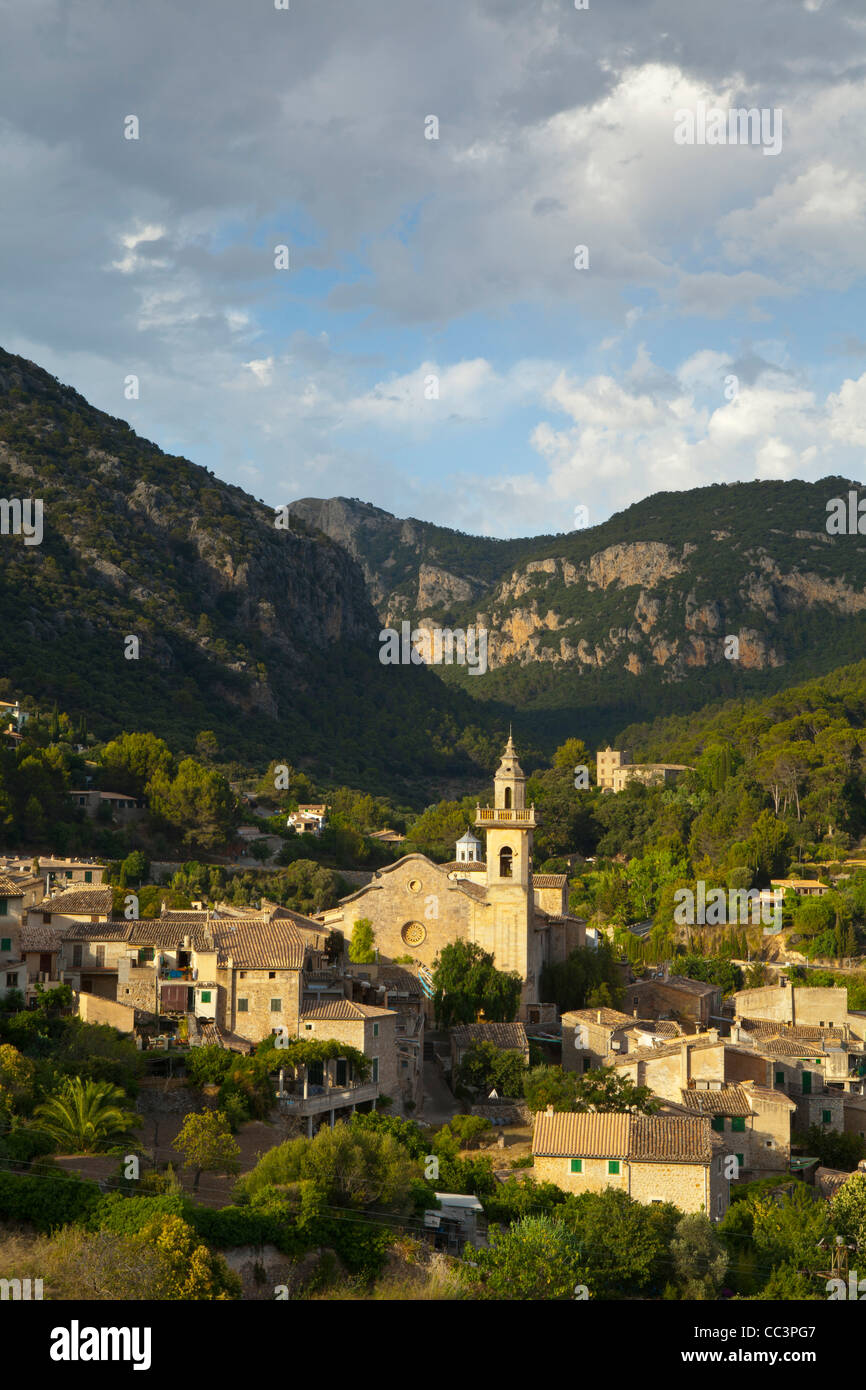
[474,733,538,998]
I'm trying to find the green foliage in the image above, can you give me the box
[800,1124,866,1172]
[523,1064,658,1115]
[432,940,522,1028]
[540,941,624,1014]
[33,1077,140,1153]
[669,1212,728,1300]
[456,1042,527,1098]
[348,917,376,964]
[461,1215,588,1300]
[171,1110,241,1189]
[0,1170,102,1230]
[556,1187,679,1299]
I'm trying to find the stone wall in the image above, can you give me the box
[77,991,139,1033]
[221,966,301,1043]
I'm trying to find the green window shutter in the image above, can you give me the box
[822,1109,831,1124]
[201,991,211,1004]
[0,903,8,919]
[570,1158,583,1174]
[608,1160,620,1175]
[731,1116,746,1133]
[372,1057,379,1083]
[775,1071,785,1085]
[735,1153,745,1169]
[237,998,248,1013]
[373,1022,379,1037]
[711,1115,725,1132]
[802,1071,812,1094]
[270,998,282,1012]
[84,871,92,883]
[0,937,10,952]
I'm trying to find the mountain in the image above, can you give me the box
[291,486,866,746]
[0,349,501,799]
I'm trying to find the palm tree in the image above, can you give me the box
[33,1077,139,1153]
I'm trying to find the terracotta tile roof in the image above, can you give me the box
[214,918,310,970]
[451,1022,528,1052]
[740,1017,845,1042]
[741,1083,798,1110]
[300,999,393,1021]
[19,925,62,952]
[62,921,132,941]
[127,921,215,951]
[679,1086,752,1117]
[563,1007,635,1029]
[532,874,567,888]
[759,1037,829,1057]
[378,966,423,996]
[629,1019,683,1038]
[34,887,113,916]
[266,905,331,938]
[533,1110,631,1158]
[0,873,26,895]
[653,975,720,996]
[442,860,486,871]
[455,880,487,901]
[613,1034,721,1065]
[629,1115,714,1164]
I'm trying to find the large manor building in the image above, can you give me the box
[317,736,585,1020]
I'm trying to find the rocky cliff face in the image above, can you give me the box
[291,488,866,690]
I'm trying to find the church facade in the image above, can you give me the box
[317,737,585,1020]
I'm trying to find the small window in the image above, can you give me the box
[240,971,246,979]
[822,1109,831,1124]
[775,1070,785,1085]
[72,944,82,968]
[711,1115,725,1132]
[6,972,16,988]
[201,991,212,1004]
[305,1022,313,1031]
[372,1058,379,1083]
[373,1022,379,1037]
[96,945,105,967]
[731,1116,746,1133]
[237,998,248,1013]
[269,971,276,980]
[84,871,92,883]
[570,1158,583,1174]
[735,1153,744,1169]
[608,1160,620,1175]
[0,937,10,952]
[270,998,282,1012]
[65,870,72,879]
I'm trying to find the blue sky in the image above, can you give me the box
[2,0,866,536]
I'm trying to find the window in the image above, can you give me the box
[504,786,512,809]
[372,1057,379,1083]
[201,991,211,1004]
[735,1153,745,1170]
[237,998,248,1013]
[570,1158,583,1174]
[84,871,92,883]
[608,1160,620,1175]
[65,870,72,879]
[270,999,282,1012]
[240,971,246,979]
[268,971,276,979]
[499,846,513,879]
[305,1022,313,1031]
[711,1115,725,1132]
[0,937,10,952]
[822,1109,831,1124]
[5,973,16,988]
[373,1022,379,1037]
[731,1116,746,1133]
[717,1195,723,1216]
[775,1070,785,1085]
[96,945,105,967]
[72,944,82,968]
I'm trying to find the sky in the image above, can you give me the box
[2,0,866,537]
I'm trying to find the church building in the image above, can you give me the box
[316,736,585,1020]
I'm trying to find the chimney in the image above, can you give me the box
[680,1039,691,1088]
[546,1104,554,1116]
[597,1010,602,1024]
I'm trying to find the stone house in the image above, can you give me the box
[298,999,398,1102]
[625,973,722,1026]
[732,983,849,1030]
[28,885,113,933]
[532,1110,729,1218]
[60,921,133,999]
[0,871,44,924]
[612,1034,771,1103]
[675,1081,796,1175]
[562,1007,639,1072]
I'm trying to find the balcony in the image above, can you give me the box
[475,805,537,825]
[275,1080,379,1115]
